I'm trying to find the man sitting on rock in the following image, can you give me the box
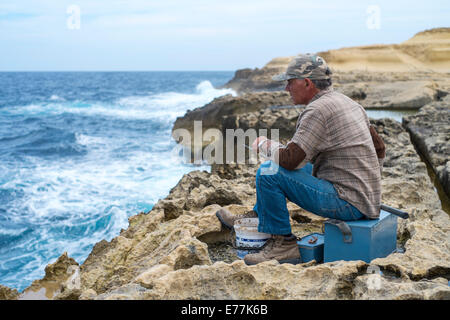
[216,53,386,266]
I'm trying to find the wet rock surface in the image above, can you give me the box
[18,252,80,300]
[0,285,19,300]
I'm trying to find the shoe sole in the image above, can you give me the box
[215,211,233,230]
[244,258,302,266]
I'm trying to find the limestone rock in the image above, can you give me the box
[19,252,79,300]
[0,285,19,300]
[65,117,448,300]
[93,260,367,300]
[135,264,173,289]
[95,283,149,300]
[319,28,450,73]
[78,289,97,300]
[338,81,438,109]
[223,106,301,140]
[172,94,300,164]
[78,205,224,295]
[403,96,450,197]
[353,274,450,299]
[372,218,450,280]
[172,91,292,143]
[366,119,450,281]
[438,162,450,199]
[223,57,293,92]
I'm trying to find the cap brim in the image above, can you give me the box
[272,73,290,81]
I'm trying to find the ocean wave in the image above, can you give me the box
[75,133,106,146]
[1,81,236,122]
[0,227,29,237]
[0,220,33,247]
[6,127,87,158]
[0,77,224,291]
[116,80,236,120]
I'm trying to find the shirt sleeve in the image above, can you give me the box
[290,107,328,163]
[261,141,306,170]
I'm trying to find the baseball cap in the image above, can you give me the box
[272,53,332,81]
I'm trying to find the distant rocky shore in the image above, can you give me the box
[1,28,449,300]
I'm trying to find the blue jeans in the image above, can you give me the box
[254,161,364,235]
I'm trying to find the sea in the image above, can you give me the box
[0,71,235,291]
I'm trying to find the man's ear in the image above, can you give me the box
[304,78,311,87]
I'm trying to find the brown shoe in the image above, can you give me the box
[215,208,257,229]
[244,234,301,265]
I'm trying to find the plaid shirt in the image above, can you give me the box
[269,88,382,219]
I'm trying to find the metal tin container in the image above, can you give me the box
[297,233,324,263]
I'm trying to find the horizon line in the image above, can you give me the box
[0,70,236,73]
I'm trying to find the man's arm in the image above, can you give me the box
[254,138,306,171]
[276,142,306,170]
[258,125,386,172]
[275,125,386,171]
[255,107,325,170]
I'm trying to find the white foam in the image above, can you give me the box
[75,133,106,146]
[5,143,208,229]
[112,80,236,120]
[49,95,65,101]
[0,227,28,237]
[0,80,222,290]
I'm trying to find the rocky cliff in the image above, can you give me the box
[224,28,450,110]
[320,28,450,73]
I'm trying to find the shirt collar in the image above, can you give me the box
[308,87,334,104]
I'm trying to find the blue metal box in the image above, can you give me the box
[297,233,324,263]
[324,210,397,263]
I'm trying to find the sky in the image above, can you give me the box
[0,0,449,71]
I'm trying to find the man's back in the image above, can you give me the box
[292,88,382,219]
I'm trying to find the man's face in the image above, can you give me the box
[285,78,310,105]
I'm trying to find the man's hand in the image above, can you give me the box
[252,136,268,154]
